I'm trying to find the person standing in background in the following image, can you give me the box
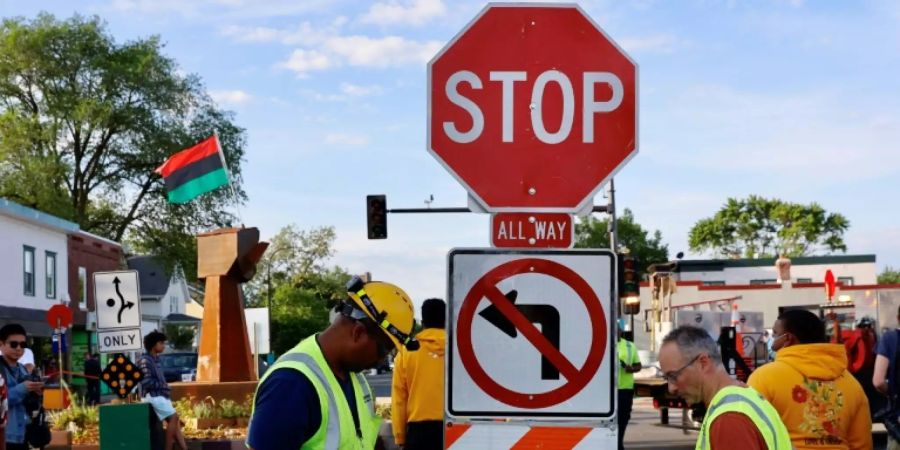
[748,309,871,450]
[617,326,642,450]
[392,298,446,450]
[83,354,101,406]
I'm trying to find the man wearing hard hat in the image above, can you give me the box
[247,276,419,450]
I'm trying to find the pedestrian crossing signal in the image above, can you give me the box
[367,195,387,239]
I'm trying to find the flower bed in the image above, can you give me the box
[48,394,256,445]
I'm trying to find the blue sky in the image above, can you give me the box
[3,0,899,312]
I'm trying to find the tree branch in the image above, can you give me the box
[115,175,154,241]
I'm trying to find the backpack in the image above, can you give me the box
[26,405,52,448]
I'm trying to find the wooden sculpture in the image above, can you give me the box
[196,227,268,382]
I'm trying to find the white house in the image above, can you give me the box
[0,198,75,337]
[127,255,191,337]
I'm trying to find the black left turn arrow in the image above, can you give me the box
[478,289,561,380]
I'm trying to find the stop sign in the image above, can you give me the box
[428,4,637,212]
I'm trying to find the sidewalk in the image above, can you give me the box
[623,397,697,449]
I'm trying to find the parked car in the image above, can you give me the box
[159,352,198,383]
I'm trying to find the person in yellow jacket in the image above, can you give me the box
[392,298,446,450]
[748,309,872,450]
[659,326,791,450]
[247,276,419,450]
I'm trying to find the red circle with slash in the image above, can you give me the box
[456,257,607,408]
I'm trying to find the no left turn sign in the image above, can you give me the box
[447,249,615,419]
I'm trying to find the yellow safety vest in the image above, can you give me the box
[249,335,382,450]
[696,385,792,450]
[618,338,640,389]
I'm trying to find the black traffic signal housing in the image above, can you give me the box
[619,254,640,315]
[367,195,387,239]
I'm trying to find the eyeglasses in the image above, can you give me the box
[6,341,26,349]
[662,354,701,383]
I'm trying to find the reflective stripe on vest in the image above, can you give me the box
[354,372,374,413]
[696,386,790,450]
[275,351,343,450]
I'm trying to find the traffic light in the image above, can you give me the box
[367,195,387,239]
[619,254,640,315]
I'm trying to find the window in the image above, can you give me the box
[78,267,88,308]
[837,276,854,286]
[703,281,726,286]
[23,246,35,296]
[170,296,177,314]
[796,278,812,284]
[750,279,777,285]
[45,251,57,299]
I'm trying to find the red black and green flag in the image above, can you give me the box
[155,135,230,204]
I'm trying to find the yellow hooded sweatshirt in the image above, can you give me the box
[747,343,871,450]
[391,328,445,445]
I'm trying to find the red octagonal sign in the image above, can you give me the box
[429,4,637,213]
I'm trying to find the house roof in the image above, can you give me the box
[127,256,170,297]
[677,254,877,273]
[0,198,79,233]
[164,313,201,324]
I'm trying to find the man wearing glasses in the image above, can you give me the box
[658,326,790,450]
[0,324,43,450]
[247,277,419,450]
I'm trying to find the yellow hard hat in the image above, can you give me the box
[346,276,419,351]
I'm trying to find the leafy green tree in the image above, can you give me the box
[688,196,849,259]
[879,266,900,285]
[163,323,196,351]
[0,14,245,279]
[575,208,669,279]
[247,225,353,354]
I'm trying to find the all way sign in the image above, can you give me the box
[491,213,573,248]
[447,249,615,419]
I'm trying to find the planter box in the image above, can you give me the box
[235,417,249,428]
[73,445,100,450]
[50,429,73,446]
[196,418,236,429]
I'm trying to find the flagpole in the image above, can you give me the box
[213,130,245,228]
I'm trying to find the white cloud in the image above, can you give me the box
[340,83,384,97]
[279,49,334,75]
[102,0,334,20]
[277,34,441,75]
[359,0,447,27]
[324,133,369,147]
[227,20,442,76]
[209,89,253,105]
[326,35,441,68]
[219,22,332,46]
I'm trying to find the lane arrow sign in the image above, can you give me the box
[478,289,561,380]
[106,276,135,324]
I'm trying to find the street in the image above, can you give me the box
[366,372,394,398]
